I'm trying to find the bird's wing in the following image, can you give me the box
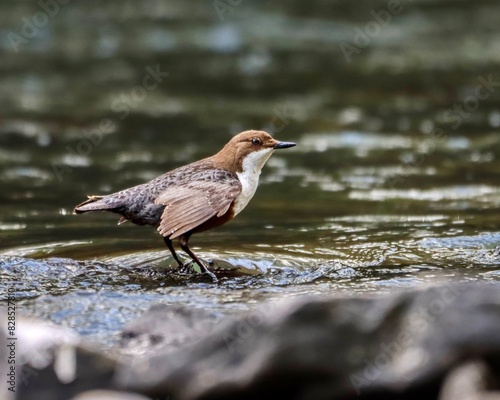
[155,177,242,239]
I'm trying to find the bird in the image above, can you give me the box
[73,130,296,281]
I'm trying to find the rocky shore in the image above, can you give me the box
[3,283,500,400]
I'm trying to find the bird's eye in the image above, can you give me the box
[251,138,262,146]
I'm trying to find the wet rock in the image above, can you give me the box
[116,283,500,400]
[6,319,119,400]
[6,284,500,400]
[0,256,125,299]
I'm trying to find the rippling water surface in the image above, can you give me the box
[1,1,500,348]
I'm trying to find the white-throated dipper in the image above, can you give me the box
[73,130,296,281]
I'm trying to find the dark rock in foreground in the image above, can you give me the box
[116,283,500,400]
[1,320,117,400]
[6,284,500,400]
[119,304,226,355]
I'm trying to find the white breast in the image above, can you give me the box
[233,148,274,215]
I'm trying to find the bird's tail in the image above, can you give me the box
[73,195,111,214]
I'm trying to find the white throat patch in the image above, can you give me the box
[233,148,274,215]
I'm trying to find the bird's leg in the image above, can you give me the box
[178,234,218,282]
[163,237,185,270]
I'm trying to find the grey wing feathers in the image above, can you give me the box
[155,179,241,239]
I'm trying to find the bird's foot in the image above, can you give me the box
[192,260,218,283]
[200,265,218,283]
[176,262,192,274]
[176,261,218,283]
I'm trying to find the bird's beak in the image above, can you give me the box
[273,141,296,149]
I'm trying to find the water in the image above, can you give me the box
[1,1,500,349]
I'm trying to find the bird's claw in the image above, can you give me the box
[175,261,218,283]
[176,262,192,274]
